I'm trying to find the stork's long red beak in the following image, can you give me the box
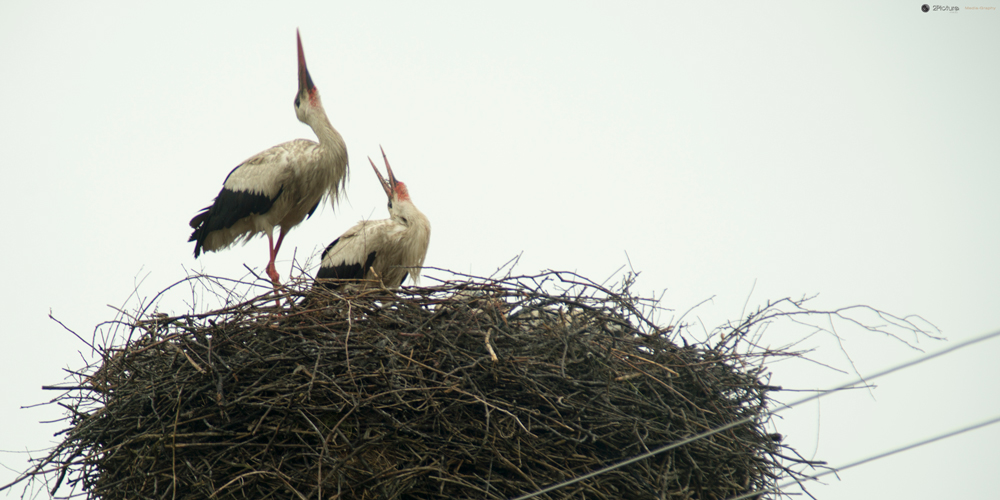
[296,29,315,96]
[370,146,399,200]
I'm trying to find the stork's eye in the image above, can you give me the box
[388,201,393,210]
[294,95,301,108]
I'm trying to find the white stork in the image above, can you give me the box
[189,30,348,285]
[316,148,430,289]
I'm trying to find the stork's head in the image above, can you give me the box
[370,147,413,213]
[294,29,321,124]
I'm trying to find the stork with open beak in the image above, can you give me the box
[316,148,431,289]
[189,30,348,286]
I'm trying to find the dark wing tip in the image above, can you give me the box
[189,232,204,257]
[315,250,378,288]
[189,208,210,229]
[188,208,211,257]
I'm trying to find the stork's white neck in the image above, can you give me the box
[391,199,431,284]
[307,98,345,157]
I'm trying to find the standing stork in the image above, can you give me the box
[316,148,430,289]
[189,30,348,286]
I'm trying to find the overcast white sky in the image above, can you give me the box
[2,2,999,498]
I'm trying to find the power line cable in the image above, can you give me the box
[511,328,1000,500]
[725,412,1000,500]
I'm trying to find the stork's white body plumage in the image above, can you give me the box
[316,150,430,289]
[189,30,347,285]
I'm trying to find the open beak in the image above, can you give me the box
[296,29,315,96]
[369,146,398,200]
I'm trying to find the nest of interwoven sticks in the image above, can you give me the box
[14,271,815,500]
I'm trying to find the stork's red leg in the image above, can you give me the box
[265,228,291,287]
[265,232,281,286]
[273,228,289,259]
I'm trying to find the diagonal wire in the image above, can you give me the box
[511,328,1000,500]
[725,413,1000,500]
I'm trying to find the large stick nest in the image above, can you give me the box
[19,271,809,499]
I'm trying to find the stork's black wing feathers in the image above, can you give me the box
[188,184,284,257]
[316,250,377,288]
